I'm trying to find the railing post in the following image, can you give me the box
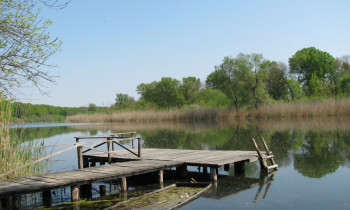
[76,138,83,169]
[131,133,135,149]
[138,137,142,158]
[107,138,111,164]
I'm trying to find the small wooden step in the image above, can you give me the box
[267,164,278,170]
[263,155,274,159]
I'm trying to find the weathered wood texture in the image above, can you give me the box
[83,148,260,167]
[0,159,181,198]
[0,148,264,198]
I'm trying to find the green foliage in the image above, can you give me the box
[266,62,288,100]
[180,77,201,104]
[11,102,108,122]
[289,47,335,96]
[0,0,62,94]
[206,53,269,110]
[115,93,132,106]
[340,74,350,96]
[285,78,302,100]
[88,103,97,112]
[137,77,202,109]
[193,88,230,108]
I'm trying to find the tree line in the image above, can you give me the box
[112,47,350,111]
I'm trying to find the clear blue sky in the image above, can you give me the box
[18,0,350,107]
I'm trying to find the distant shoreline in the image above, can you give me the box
[65,98,350,123]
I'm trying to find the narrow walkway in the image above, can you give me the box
[83,148,260,167]
[0,159,182,197]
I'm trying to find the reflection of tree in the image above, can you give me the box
[293,131,345,178]
[268,130,296,167]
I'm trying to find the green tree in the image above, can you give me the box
[194,88,230,108]
[154,77,184,108]
[0,0,63,94]
[266,62,288,100]
[137,78,184,108]
[289,47,335,96]
[206,53,269,110]
[180,77,201,104]
[340,74,350,96]
[285,78,302,100]
[87,103,96,112]
[115,93,131,106]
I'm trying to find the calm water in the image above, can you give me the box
[3,119,350,209]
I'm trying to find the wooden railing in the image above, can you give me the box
[75,132,142,168]
[0,132,141,178]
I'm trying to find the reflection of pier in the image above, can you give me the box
[0,133,277,208]
[204,172,276,202]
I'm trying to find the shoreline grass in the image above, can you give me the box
[66,98,350,123]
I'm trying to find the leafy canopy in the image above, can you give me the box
[0,0,63,94]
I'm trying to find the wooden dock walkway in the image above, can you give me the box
[0,159,182,198]
[83,148,260,167]
[0,133,277,207]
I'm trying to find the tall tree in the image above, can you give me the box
[289,47,335,96]
[267,62,288,100]
[180,77,201,104]
[206,53,269,110]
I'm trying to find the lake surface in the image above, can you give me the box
[2,119,350,209]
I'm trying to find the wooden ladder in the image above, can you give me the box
[252,137,278,172]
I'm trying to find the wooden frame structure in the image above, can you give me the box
[75,132,142,169]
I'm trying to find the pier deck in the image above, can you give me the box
[83,148,260,167]
[0,159,182,198]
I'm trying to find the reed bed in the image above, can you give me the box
[66,98,350,123]
[0,97,45,180]
[66,108,228,123]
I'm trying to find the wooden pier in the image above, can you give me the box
[0,133,277,207]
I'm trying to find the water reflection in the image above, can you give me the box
[4,118,350,209]
[12,118,350,179]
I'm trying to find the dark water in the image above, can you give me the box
[3,119,350,209]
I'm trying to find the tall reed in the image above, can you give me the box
[66,98,350,123]
[0,95,45,180]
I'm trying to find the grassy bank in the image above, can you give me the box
[66,98,350,123]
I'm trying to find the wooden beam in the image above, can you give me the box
[176,165,187,178]
[118,177,127,192]
[71,185,79,202]
[210,167,217,181]
[99,185,106,196]
[159,170,164,184]
[234,161,245,176]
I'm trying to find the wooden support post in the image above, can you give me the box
[210,167,217,181]
[203,166,208,175]
[76,138,83,169]
[107,138,111,164]
[224,164,230,171]
[99,185,106,196]
[42,190,51,207]
[1,197,10,209]
[159,170,164,184]
[71,185,80,202]
[234,161,246,176]
[176,165,187,178]
[83,157,89,168]
[118,177,127,192]
[90,160,96,167]
[11,195,20,210]
[80,184,92,199]
[131,133,135,149]
[138,137,141,158]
